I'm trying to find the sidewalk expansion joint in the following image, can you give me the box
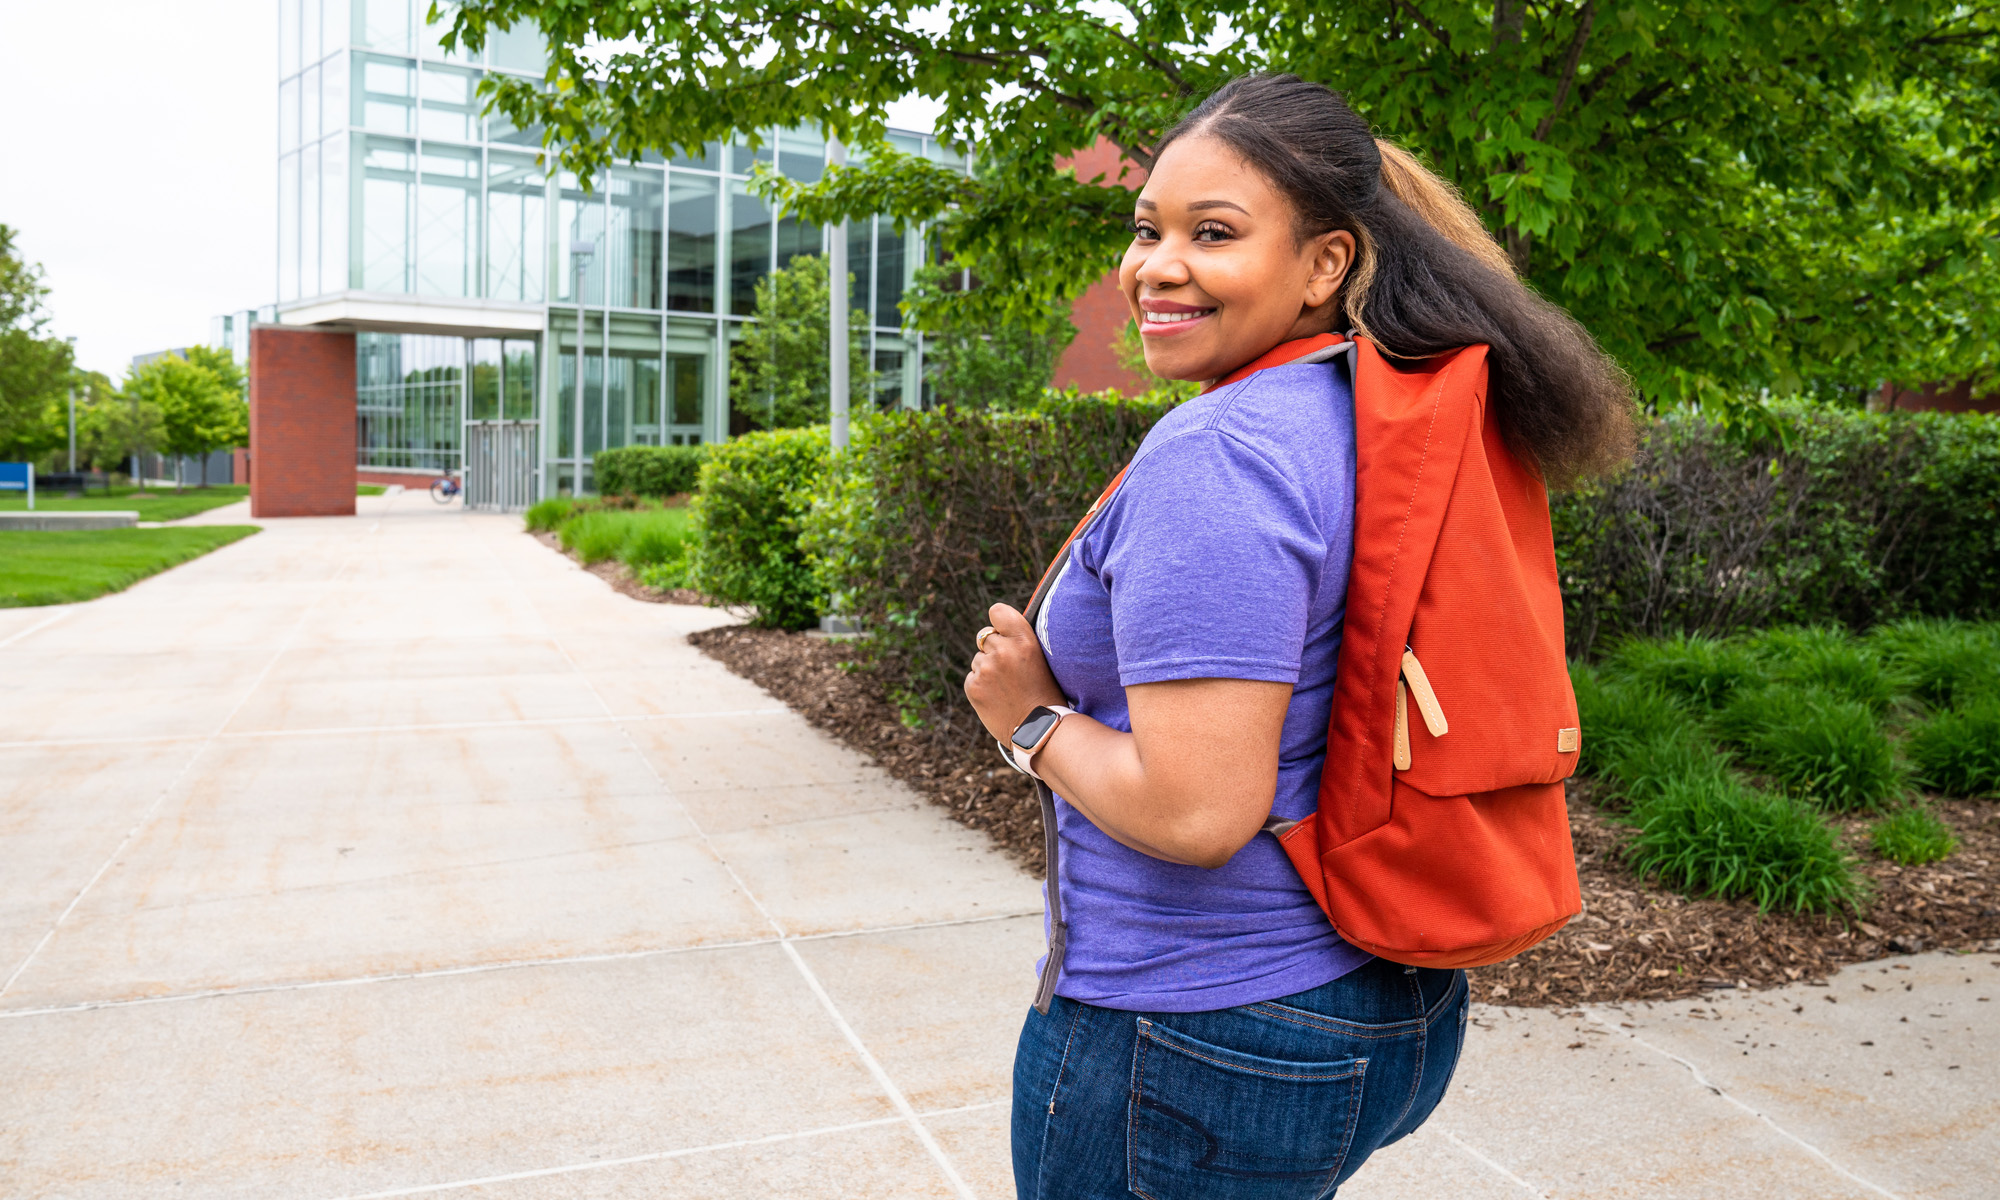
[0,706,795,752]
[1583,1007,1904,1200]
[1439,1130,1553,1199]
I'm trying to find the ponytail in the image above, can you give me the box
[1157,75,1636,488]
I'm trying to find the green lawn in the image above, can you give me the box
[3,483,385,519]
[357,484,387,496]
[0,527,261,606]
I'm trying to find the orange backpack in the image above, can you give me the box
[1018,334,1579,1010]
[1253,335,1583,967]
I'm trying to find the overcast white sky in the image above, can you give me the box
[0,0,277,379]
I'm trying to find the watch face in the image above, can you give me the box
[1011,707,1061,751]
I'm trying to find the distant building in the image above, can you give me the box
[230,0,970,500]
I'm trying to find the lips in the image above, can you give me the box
[1138,299,1217,335]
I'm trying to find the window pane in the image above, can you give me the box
[487,100,542,147]
[321,49,348,133]
[356,0,409,54]
[416,143,479,297]
[302,63,321,144]
[321,131,348,290]
[418,62,479,142]
[557,174,604,304]
[668,351,704,427]
[730,134,772,176]
[888,131,923,157]
[356,333,463,473]
[323,0,349,54]
[606,167,662,310]
[670,142,719,171]
[502,338,537,419]
[486,150,545,302]
[303,0,322,64]
[874,347,905,409]
[488,21,545,74]
[777,127,823,183]
[551,310,597,459]
[280,77,300,153]
[925,138,965,169]
[301,141,321,296]
[281,0,301,77]
[606,314,660,449]
[355,54,413,133]
[775,211,821,271]
[847,217,872,323]
[359,134,414,292]
[424,1,475,64]
[666,172,717,313]
[875,222,906,327]
[469,338,501,419]
[728,180,770,317]
[279,153,300,301]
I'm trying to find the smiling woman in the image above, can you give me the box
[965,74,1635,1200]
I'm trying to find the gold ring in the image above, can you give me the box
[975,626,996,653]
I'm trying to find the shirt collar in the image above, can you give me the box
[1202,332,1352,394]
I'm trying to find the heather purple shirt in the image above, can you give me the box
[1036,358,1372,1012]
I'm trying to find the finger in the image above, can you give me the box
[988,604,1034,637]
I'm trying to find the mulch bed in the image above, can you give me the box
[684,624,2000,1007]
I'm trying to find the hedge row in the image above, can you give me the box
[594,444,709,499]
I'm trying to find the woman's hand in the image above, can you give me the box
[964,603,1067,743]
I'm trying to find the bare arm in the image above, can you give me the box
[965,603,1291,869]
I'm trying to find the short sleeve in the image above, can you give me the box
[1082,428,1328,688]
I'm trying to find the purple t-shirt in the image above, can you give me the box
[1036,358,1373,1012]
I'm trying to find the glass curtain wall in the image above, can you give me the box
[359,332,539,471]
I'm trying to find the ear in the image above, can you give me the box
[1302,230,1356,310]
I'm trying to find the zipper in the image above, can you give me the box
[1393,645,1447,771]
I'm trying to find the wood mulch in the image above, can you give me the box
[682,623,2000,1007]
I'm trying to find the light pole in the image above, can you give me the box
[571,239,596,494]
[827,139,850,455]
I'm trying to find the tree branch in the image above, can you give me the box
[1534,1,1595,141]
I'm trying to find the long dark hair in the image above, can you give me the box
[1157,74,1635,487]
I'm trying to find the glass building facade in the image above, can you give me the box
[269,0,962,499]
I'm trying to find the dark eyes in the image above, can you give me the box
[1129,219,1234,243]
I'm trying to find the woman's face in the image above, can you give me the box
[1120,134,1355,383]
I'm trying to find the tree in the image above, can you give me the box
[122,349,246,489]
[730,253,873,431]
[920,264,1076,409]
[0,223,74,461]
[446,1,2000,424]
[71,368,164,480]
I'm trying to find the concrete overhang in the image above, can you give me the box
[275,292,545,339]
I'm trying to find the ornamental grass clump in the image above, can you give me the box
[1749,625,1904,714]
[1906,699,2000,798]
[1569,664,1703,785]
[1607,632,1765,711]
[1869,806,1960,866]
[558,506,692,570]
[1716,685,1907,811]
[1623,773,1867,913]
[1868,618,2000,711]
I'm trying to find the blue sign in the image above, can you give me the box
[0,462,28,491]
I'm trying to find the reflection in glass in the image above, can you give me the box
[876,222,906,327]
[357,0,411,55]
[279,153,300,301]
[302,0,321,65]
[419,63,480,142]
[302,63,321,142]
[551,311,600,460]
[322,132,348,290]
[666,173,717,313]
[607,167,663,310]
[875,347,905,409]
[416,143,479,297]
[281,0,301,78]
[301,142,321,297]
[280,77,300,152]
[487,102,541,147]
[502,339,537,419]
[777,127,824,182]
[359,134,415,292]
[848,217,873,322]
[321,49,348,134]
[486,150,544,302]
[488,21,546,74]
[729,181,771,317]
[355,55,414,133]
[774,211,821,271]
[423,1,474,65]
[668,351,705,437]
[356,332,463,473]
[558,175,605,304]
[670,142,720,170]
[730,135,773,175]
[470,338,502,419]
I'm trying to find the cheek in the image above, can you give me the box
[1117,245,1146,315]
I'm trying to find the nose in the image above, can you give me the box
[1133,237,1192,290]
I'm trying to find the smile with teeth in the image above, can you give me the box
[1142,308,1216,325]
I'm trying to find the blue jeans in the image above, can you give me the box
[1011,956,1468,1199]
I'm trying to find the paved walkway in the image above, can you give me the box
[2,491,1994,1198]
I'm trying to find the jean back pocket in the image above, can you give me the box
[1128,1017,1365,1200]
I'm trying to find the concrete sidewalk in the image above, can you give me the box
[2,491,1994,1197]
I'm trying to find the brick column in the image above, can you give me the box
[249,327,356,518]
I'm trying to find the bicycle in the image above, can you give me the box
[429,473,463,504]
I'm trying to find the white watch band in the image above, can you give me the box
[1009,705,1076,781]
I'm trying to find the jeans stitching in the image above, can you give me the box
[1243,1002,1425,1040]
[1032,1000,1088,1200]
[1318,1055,1370,1200]
[1139,1025,1367,1082]
[1392,969,1426,1134]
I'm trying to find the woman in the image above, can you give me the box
[965,75,1633,1199]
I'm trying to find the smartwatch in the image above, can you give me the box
[1005,705,1076,780]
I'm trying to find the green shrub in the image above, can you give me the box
[1554,407,2000,658]
[524,496,583,533]
[1748,625,1902,713]
[1570,664,1704,783]
[1607,633,1765,711]
[688,425,829,629]
[1717,685,1906,811]
[1608,728,1734,807]
[1868,618,2000,710]
[1870,806,1959,866]
[1624,773,1866,913]
[804,390,1179,720]
[1906,698,2000,797]
[594,444,709,498]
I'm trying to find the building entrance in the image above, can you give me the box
[464,420,539,510]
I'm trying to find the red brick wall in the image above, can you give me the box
[1878,380,2000,414]
[1053,139,1153,395]
[249,327,357,518]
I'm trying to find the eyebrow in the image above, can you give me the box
[1133,198,1249,215]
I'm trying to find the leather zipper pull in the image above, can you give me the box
[1400,648,1448,737]
[1393,679,1412,770]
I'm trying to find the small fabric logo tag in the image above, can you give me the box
[1556,727,1581,753]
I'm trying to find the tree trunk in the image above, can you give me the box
[1492,0,1525,45]
[201,452,209,488]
